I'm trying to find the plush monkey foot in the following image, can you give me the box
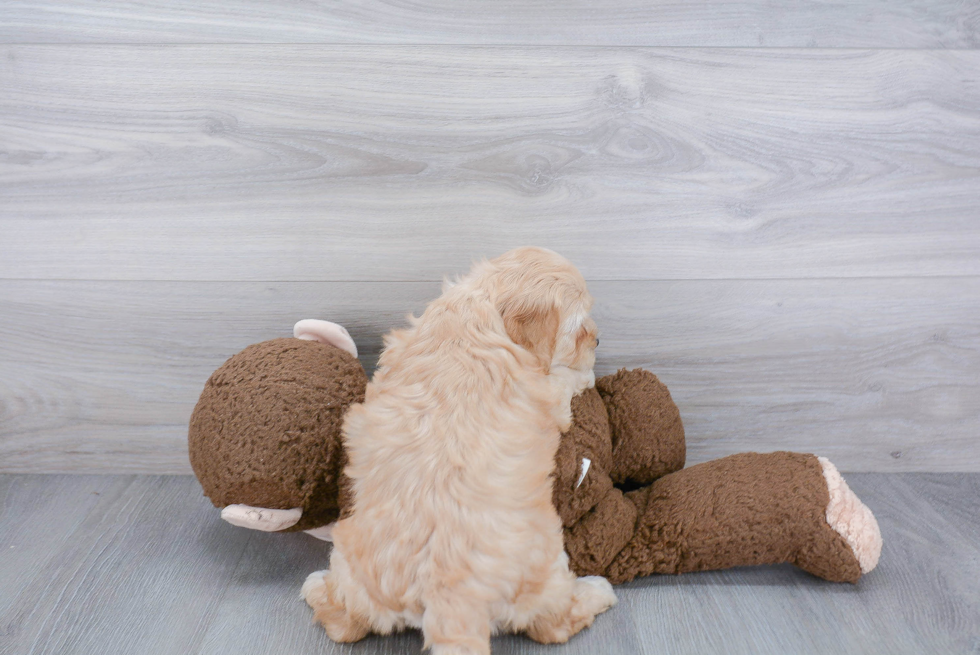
[600,452,882,585]
[818,457,882,575]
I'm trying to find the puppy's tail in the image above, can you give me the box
[421,592,491,655]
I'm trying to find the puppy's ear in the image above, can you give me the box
[499,300,560,373]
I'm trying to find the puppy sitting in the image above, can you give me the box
[302,247,616,654]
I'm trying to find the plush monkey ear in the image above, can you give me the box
[499,300,560,373]
[293,319,358,358]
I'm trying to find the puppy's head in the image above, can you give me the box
[481,247,597,375]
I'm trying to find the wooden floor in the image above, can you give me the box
[1,473,977,655]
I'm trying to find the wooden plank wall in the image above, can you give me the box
[1,3,978,473]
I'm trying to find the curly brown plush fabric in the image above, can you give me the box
[604,452,862,584]
[188,338,366,531]
[552,388,614,528]
[596,369,685,486]
[190,351,869,585]
[552,369,866,584]
[553,369,687,575]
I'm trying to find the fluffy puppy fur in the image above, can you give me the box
[302,247,616,654]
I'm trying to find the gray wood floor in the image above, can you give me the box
[1,473,977,655]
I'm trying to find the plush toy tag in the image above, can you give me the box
[576,458,591,489]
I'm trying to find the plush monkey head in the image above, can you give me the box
[188,322,367,533]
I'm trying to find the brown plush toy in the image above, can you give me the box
[553,369,881,584]
[189,320,882,583]
[189,320,363,538]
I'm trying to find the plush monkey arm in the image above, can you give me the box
[552,389,615,527]
[600,452,882,585]
[563,487,637,577]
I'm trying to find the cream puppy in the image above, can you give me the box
[302,247,615,654]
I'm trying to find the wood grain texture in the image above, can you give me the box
[0,475,130,639]
[0,475,254,655]
[621,473,980,654]
[0,280,439,474]
[601,278,980,473]
[2,46,979,281]
[195,532,643,655]
[1,473,977,654]
[1,278,976,474]
[0,1,978,47]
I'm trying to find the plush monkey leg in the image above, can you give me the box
[603,452,882,585]
[595,369,686,486]
[595,368,686,487]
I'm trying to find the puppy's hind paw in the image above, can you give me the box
[301,569,370,642]
[301,569,329,603]
[528,576,617,644]
[573,576,617,617]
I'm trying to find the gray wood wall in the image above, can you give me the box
[1,2,978,474]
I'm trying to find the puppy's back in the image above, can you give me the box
[335,283,566,619]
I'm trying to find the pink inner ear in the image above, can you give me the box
[293,319,358,358]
